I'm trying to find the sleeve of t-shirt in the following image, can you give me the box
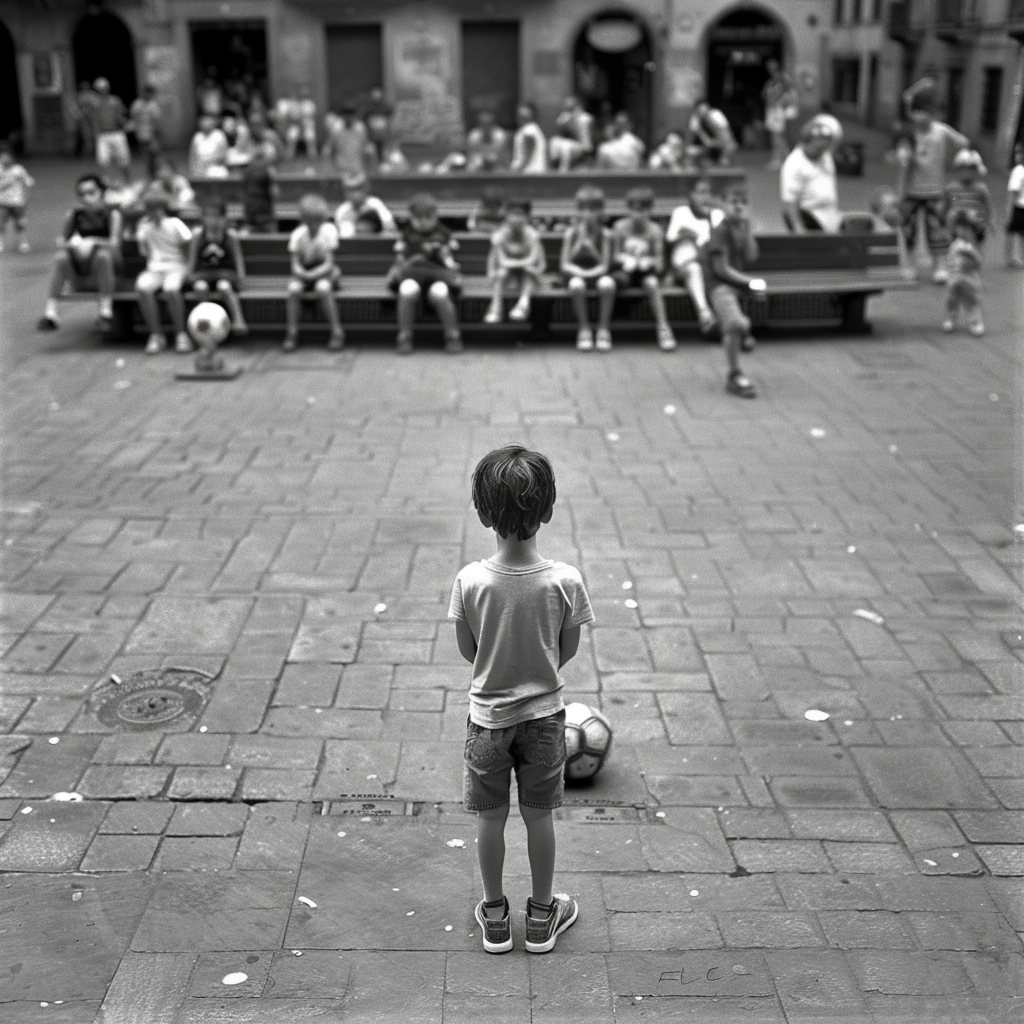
[170,218,192,244]
[779,153,804,203]
[447,572,467,622]
[287,226,302,253]
[322,223,340,251]
[558,567,595,629]
[1008,166,1024,193]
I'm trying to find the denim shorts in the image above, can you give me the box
[463,710,566,812]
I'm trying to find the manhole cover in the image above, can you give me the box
[89,668,213,732]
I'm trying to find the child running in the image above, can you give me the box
[135,187,192,354]
[0,144,34,253]
[186,201,248,337]
[560,185,615,351]
[666,178,723,333]
[942,208,985,336]
[699,184,767,398]
[1007,143,1024,269]
[610,186,675,350]
[485,197,546,324]
[450,444,594,955]
[387,192,463,354]
[284,193,345,351]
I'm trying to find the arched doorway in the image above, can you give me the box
[705,7,786,146]
[0,20,23,150]
[73,5,137,106]
[574,11,653,145]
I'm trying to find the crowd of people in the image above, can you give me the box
[4,72,1023,391]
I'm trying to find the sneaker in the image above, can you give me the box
[474,897,513,954]
[282,333,298,352]
[484,302,502,324]
[525,894,578,954]
[932,266,949,284]
[941,319,955,333]
[726,370,756,398]
[396,331,413,354]
[657,326,677,351]
[36,315,59,332]
[740,334,756,353]
[327,329,345,351]
[969,320,985,337]
[144,333,165,355]
[444,331,463,353]
[175,332,193,353]
[595,328,612,352]
[576,328,594,351]
[509,299,530,322]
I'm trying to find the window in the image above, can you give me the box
[852,0,863,21]
[980,67,1003,133]
[834,0,844,25]
[832,58,861,105]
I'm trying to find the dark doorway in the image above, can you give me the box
[945,67,964,131]
[73,6,137,105]
[0,20,23,150]
[326,24,383,113]
[191,21,268,111]
[866,53,879,127]
[574,11,653,144]
[462,21,521,132]
[705,9,785,144]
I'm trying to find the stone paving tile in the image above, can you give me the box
[153,836,240,871]
[154,733,232,766]
[167,766,242,800]
[98,800,175,835]
[81,833,160,871]
[818,910,917,950]
[730,840,832,874]
[846,950,973,995]
[92,733,164,765]
[975,845,1024,876]
[823,841,918,875]
[904,912,1022,953]
[77,765,172,799]
[0,799,109,871]
[767,776,874,808]
[241,768,317,801]
[717,911,827,950]
[0,733,101,798]
[766,949,870,1017]
[600,873,783,913]
[165,802,249,836]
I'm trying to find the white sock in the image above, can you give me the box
[44,299,58,319]
[98,297,112,317]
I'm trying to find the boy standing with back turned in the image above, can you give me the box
[450,445,594,954]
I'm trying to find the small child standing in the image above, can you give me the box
[560,186,615,351]
[666,178,724,332]
[135,187,193,354]
[942,208,985,336]
[284,193,344,351]
[698,184,767,398]
[186,201,248,337]
[0,144,34,253]
[942,150,992,246]
[610,186,675,350]
[485,197,546,324]
[387,192,463,354]
[450,444,594,955]
[1005,143,1024,269]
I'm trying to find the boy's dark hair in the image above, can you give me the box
[908,93,935,115]
[77,173,105,191]
[356,208,383,232]
[479,186,505,212]
[472,445,556,541]
[625,186,654,209]
[0,141,12,156]
[202,200,227,217]
[409,192,437,217]
[725,184,749,202]
[575,185,605,210]
[505,196,532,215]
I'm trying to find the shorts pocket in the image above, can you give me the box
[465,730,507,774]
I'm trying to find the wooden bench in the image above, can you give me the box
[189,169,747,229]
[63,230,914,341]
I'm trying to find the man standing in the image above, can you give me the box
[92,78,130,173]
[762,59,798,169]
[780,117,843,232]
[129,85,163,177]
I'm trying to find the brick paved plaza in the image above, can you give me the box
[0,157,1022,1022]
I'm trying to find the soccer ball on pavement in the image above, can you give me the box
[564,702,613,781]
[187,301,231,349]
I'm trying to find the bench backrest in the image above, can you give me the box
[115,230,901,281]
[191,169,746,208]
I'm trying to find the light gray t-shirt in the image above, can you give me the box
[448,558,595,729]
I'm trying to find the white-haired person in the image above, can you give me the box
[780,116,843,233]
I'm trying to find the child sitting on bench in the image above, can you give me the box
[666,178,723,333]
[485,197,546,324]
[186,200,248,337]
[559,186,615,352]
[135,186,192,354]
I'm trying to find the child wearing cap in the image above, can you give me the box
[284,193,345,351]
[559,186,615,351]
[698,184,766,398]
[186,201,248,337]
[485,197,546,324]
[135,187,193,354]
[610,187,675,350]
[942,208,985,337]
[942,150,992,245]
[387,192,463,353]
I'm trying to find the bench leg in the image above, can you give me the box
[529,299,553,341]
[112,301,136,339]
[839,294,871,334]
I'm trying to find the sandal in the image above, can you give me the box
[726,370,757,398]
[697,309,717,334]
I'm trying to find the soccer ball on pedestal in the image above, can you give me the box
[187,301,231,350]
[563,702,613,781]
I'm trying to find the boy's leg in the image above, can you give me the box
[427,281,461,351]
[135,272,162,334]
[92,249,116,320]
[596,274,615,332]
[284,279,303,348]
[216,279,248,333]
[39,253,72,328]
[163,273,188,342]
[711,285,756,397]
[642,273,672,335]
[510,272,533,320]
[519,805,555,907]
[396,278,419,351]
[486,270,505,322]
[477,803,510,905]
[680,262,715,331]
[314,277,344,347]
[567,276,591,335]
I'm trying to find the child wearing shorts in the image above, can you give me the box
[450,444,594,955]
[698,185,767,398]
[0,144,34,253]
[560,186,615,351]
[610,186,675,350]
[1004,143,1024,269]
[135,187,193,354]
[666,178,724,332]
[284,193,345,351]
[942,208,985,336]
[186,201,248,337]
[485,197,546,324]
[387,192,463,354]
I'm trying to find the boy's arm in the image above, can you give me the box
[186,232,201,274]
[710,251,753,288]
[558,624,581,668]
[454,619,477,664]
[229,230,246,278]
